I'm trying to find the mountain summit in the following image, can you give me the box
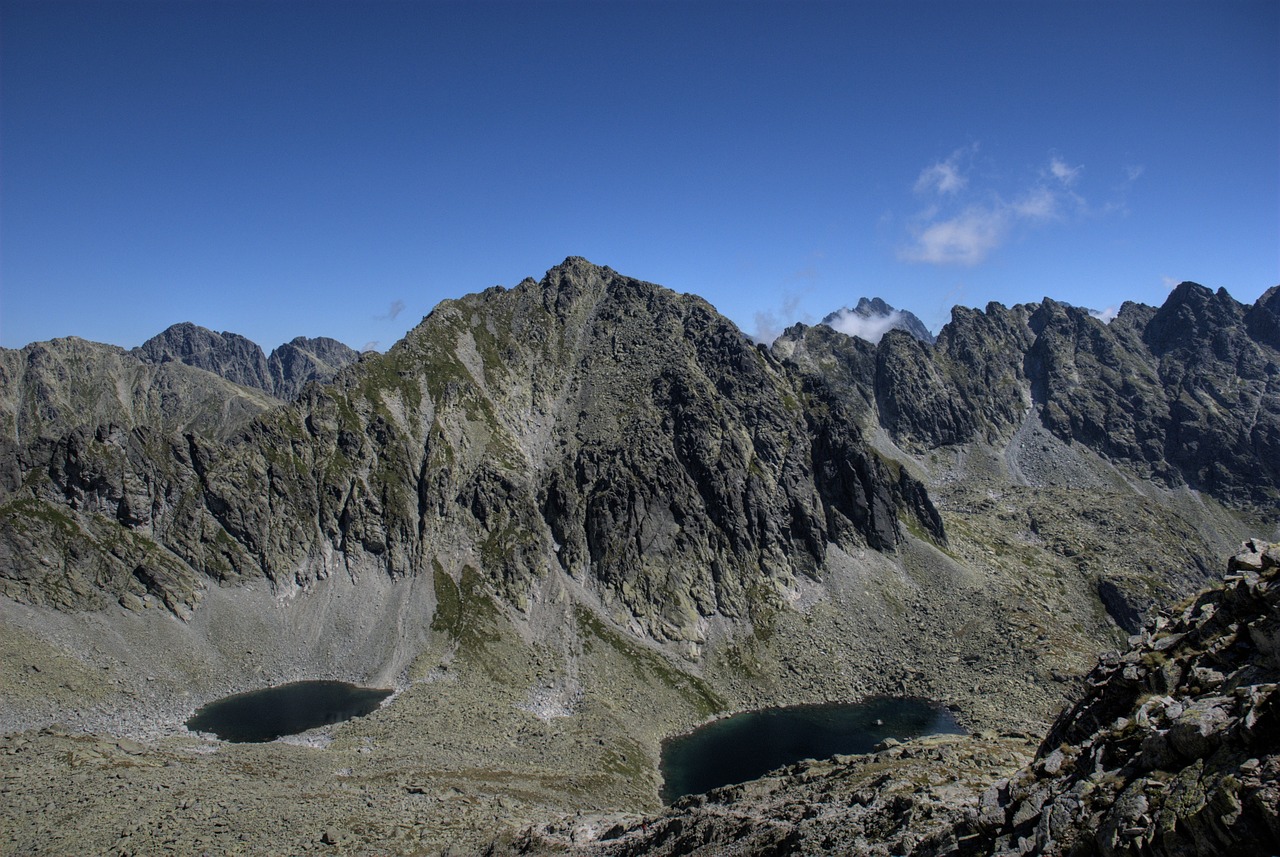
[132,322,359,400]
[821,297,936,344]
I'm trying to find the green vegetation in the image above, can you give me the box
[574,606,724,718]
[599,736,649,783]
[1,498,79,533]
[431,564,507,678]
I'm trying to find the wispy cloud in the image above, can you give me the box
[753,292,809,345]
[1089,306,1119,324]
[1011,186,1060,221]
[377,299,405,321]
[825,307,905,344]
[1102,163,1145,215]
[899,149,1095,267]
[751,255,824,344]
[913,145,976,196]
[901,206,1009,266]
[1048,157,1082,185]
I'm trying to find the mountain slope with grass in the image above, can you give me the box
[0,260,1274,856]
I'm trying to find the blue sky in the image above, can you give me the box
[2,0,1276,351]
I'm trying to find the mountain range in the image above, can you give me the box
[0,258,1276,856]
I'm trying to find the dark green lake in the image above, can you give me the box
[185,680,392,742]
[660,697,963,803]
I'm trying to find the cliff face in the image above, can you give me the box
[0,259,942,644]
[132,322,359,400]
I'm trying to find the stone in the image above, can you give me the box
[1167,698,1233,760]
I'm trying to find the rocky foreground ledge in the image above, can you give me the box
[511,541,1280,857]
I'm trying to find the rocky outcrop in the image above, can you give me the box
[932,539,1280,856]
[515,734,1035,856]
[133,323,359,400]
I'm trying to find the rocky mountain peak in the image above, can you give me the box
[133,322,272,391]
[132,322,357,400]
[1143,281,1246,356]
[266,336,359,401]
[821,297,936,345]
[537,256,619,317]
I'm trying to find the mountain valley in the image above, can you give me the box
[1,258,1276,856]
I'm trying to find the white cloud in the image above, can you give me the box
[1089,306,1119,324]
[1049,157,1082,185]
[899,149,1096,267]
[913,146,975,196]
[915,161,966,196]
[825,308,905,344]
[900,205,1009,266]
[1011,186,1059,221]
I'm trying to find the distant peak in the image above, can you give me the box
[821,297,935,345]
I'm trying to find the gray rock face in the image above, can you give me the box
[133,322,273,392]
[133,323,358,400]
[0,259,943,642]
[266,336,360,400]
[0,336,279,445]
[779,283,1280,509]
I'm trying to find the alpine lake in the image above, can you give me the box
[660,697,964,803]
[186,683,961,807]
[185,681,393,743]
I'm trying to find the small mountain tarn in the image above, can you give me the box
[185,681,392,743]
[659,697,963,803]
